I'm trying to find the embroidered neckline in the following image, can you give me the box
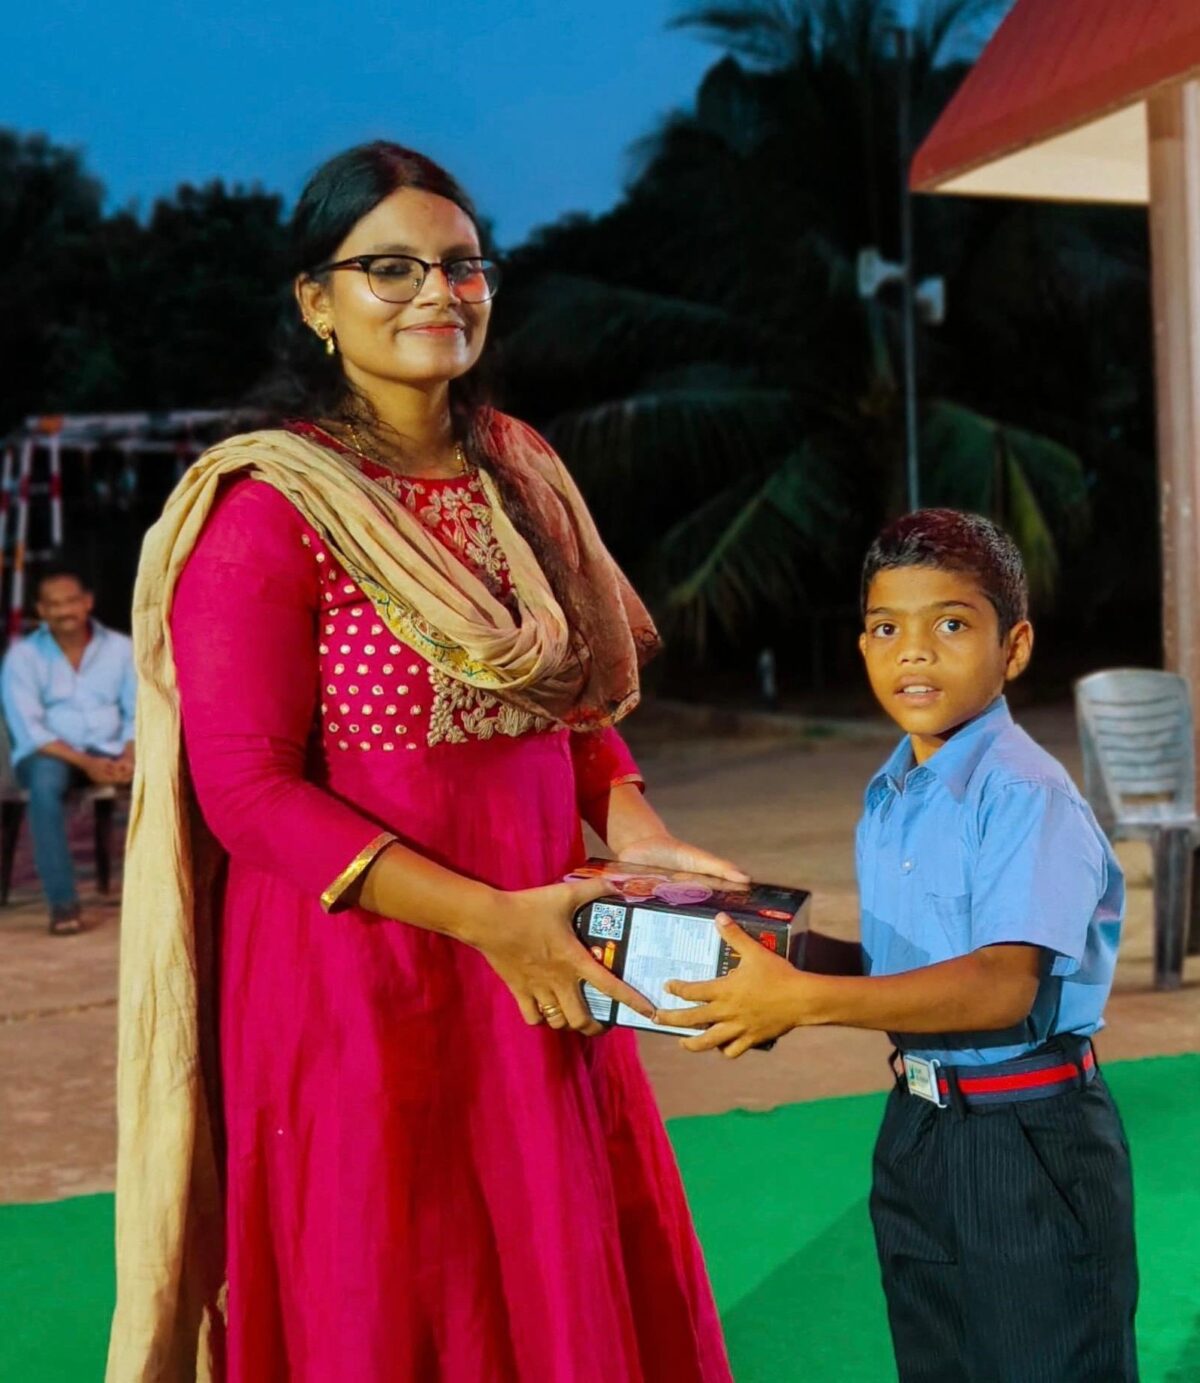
[290,420,477,488]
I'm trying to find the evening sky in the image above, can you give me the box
[7,0,717,248]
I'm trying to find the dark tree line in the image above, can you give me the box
[1,132,286,419]
[2,0,1162,698]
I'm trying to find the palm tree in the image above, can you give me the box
[499,0,1094,657]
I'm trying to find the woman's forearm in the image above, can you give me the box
[602,783,668,854]
[351,841,498,945]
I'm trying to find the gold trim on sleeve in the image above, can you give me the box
[320,831,398,912]
[609,774,645,792]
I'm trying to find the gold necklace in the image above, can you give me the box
[344,418,468,478]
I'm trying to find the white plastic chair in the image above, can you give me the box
[1074,668,1199,988]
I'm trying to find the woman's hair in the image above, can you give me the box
[252,141,497,453]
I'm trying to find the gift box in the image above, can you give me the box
[566,858,810,1042]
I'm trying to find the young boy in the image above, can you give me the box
[657,510,1138,1381]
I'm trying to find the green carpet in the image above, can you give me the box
[3,1054,1197,1381]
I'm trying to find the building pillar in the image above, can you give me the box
[1148,81,1200,772]
[1148,82,1200,957]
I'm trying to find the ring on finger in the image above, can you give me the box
[539,1003,564,1022]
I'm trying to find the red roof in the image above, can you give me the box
[912,0,1200,191]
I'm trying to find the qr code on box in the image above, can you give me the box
[588,902,626,940]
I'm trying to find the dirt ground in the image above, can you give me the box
[2,705,1197,1203]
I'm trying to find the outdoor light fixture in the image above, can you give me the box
[856,248,904,298]
[855,243,946,512]
[857,249,945,325]
[914,276,945,326]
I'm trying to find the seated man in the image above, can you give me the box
[1,567,135,934]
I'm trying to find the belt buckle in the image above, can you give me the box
[903,1054,947,1108]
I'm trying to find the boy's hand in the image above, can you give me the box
[654,913,807,1059]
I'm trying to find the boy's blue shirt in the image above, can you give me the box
[855,695,1124,1066]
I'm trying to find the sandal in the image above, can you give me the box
[49,907,84,936]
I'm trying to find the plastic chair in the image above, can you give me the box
[1074,668,1199,988]
[0,716,118,906]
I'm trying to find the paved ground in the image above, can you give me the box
[2,705,1197,1202]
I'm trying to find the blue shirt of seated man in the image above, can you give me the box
[2,619,136,765]
[0,570,136,929]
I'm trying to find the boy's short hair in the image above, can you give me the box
[860,509,1029,639]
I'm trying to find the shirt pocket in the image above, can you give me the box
[924,891,971,954]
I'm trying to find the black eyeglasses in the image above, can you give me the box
[309,253,501,305]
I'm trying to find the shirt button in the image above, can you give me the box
[901,859,914,873]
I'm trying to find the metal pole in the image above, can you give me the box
[48,433,63,548]
[0,448,12,588]
[10,440,33,642]
[897,25,920,512]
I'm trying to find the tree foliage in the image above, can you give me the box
[3,1,1160,676]
[0,133,286,428]
[496,0,1153,669]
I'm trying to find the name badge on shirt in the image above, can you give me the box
[903,1054,947,1108]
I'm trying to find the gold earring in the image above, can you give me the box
[312,321,336,356]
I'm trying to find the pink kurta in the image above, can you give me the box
[169,443,731,1383]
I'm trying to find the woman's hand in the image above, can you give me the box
[602,783,748,882]
[615,833,749,884]
[478,878,655,1035]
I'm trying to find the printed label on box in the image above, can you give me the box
[616,907,722,1035]
[583,983,614,1024]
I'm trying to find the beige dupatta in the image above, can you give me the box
[106,420,658,1381]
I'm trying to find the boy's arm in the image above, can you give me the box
[792,943,1041,1031]
[655,914,1040,1058]
[659,781,1105,1058]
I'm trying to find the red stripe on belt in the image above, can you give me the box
[937,1048,1094,1097]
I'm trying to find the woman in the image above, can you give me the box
[107,142,738,1383]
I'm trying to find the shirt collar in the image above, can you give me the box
[866,735,916,808]
[867,696,1013,807]
[34,619,105,654]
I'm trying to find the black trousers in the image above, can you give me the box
[869,1069,1138,1382]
